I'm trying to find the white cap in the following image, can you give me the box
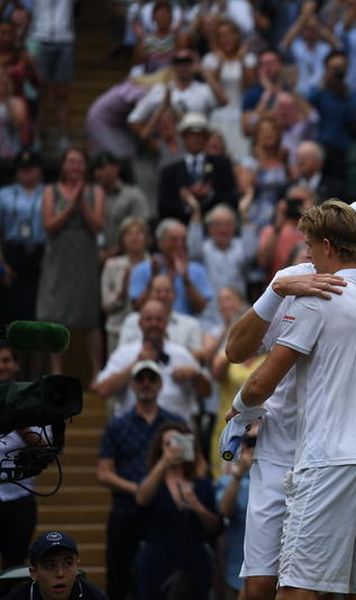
[350,202,356,211]
[132,360,162,379]
[178,112,210,134]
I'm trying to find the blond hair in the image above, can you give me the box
[299,199,356,261]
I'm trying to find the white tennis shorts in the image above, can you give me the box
[240,459,290,578]
[279,465,356,594]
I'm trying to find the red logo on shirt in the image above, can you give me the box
[282,314,296,322]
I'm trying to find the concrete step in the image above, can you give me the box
[65,428,105,447]
[38,504,110,524]
[61,446,99,467]
[37,465,99,487]
[38,485,110,506]
[75,408,107,429]
[74,543,105,567]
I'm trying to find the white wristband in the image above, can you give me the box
[232,389,253,414]
[253,285,283,322]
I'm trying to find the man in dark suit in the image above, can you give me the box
[158,112,238,223]
[294,140,349,204]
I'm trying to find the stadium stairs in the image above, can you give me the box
[34,0,131,588]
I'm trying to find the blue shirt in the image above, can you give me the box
[308,87,356,151]
[0,184,46,245]
[129,256,214,315]
[215,473,250,591]
[99,407,182,515]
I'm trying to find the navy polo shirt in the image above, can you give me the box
[99,407,182,515]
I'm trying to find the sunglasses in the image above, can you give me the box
[134,372,160,383]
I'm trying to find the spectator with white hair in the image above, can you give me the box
[187,202,258,328]
[294,140,348,203]
[129,218,214,316]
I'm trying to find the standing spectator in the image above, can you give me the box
[36,146,104,383]
[86,78,146,160]
[187,203,257,328]
[129,218,214,316]
[0,67,27,163]
[308,49,356,180]
[158,112,238,223]
[280,1,339,97]
[237,116,288,230]
[29,0,77,152]
[127,49,227,142]
[237,116,288,298]
[273,91,319,170]
[120,273,203,359]
[96,360,183,600]
[92,151,150,264]
[0,148,45,324]
[201,18,254,160]
[131,0,176,75]
[333,0,356,94]
[94,299,211,422]
[136,421,221,600]
[241,48,286,137]
[5,530,106,600]
[0,20,39,147]
[101,217,150,356]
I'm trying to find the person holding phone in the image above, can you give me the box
[136,421,221,600]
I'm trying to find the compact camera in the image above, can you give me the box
[170,432,195,462]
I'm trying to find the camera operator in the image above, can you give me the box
[0,341,46,574]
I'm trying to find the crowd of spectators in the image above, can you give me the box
[0,0,356,599]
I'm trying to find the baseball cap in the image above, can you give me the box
[178,112,210,134]
[15,149,42,170]
[92,151,119,170]
[132,360,162,379]
[29,531,78,564]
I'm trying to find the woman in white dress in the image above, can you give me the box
[202,18,255,162]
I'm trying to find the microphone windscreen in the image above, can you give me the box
[7,321,71,353]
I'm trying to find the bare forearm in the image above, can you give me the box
[94,364,134,398]
[225,309,269,363]
[219,476,242,517]
[136,458,167,505]
[183,279,207,314]
[44,203,76,234]
[212,352,229,381]
[97,469,138,495]
[193,503,221,534]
